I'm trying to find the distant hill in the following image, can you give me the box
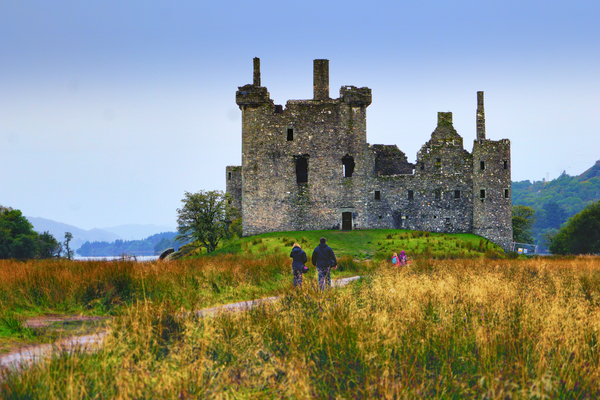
[76,231,184,257]
[512,159,600,248]
[100,224,176,241]
[26,217,122,251]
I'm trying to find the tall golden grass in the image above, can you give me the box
[2,256,600,398]
[0,254,295,314]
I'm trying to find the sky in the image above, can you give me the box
[1,0,599,230]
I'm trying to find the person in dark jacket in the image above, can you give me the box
[290,243,308,287]
[311,237,337,290]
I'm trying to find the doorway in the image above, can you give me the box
[342,212,353,230]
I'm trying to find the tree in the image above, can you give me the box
[38,231,63,259]
[64,232,74,260]
[536,201,568,231]
[512,205,536,244]
[176,190,236,253]
[549,201,600,255]
[0,207,40,259]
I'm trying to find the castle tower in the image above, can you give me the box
[232,58,372,236]
[472,92,513,250]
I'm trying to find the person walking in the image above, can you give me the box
[290,243,308,287]
[399,250,408,266]
[311,237,337,290]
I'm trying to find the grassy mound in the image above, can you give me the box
[192,229,505,261]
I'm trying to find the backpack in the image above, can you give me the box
[392,256,398,264]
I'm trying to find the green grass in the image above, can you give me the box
[202,229,504,261]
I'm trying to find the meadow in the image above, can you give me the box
[2,232,599,398]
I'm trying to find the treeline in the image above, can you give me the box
[0,206,63,259]
[512,163,600,247]
[76,232,185,257]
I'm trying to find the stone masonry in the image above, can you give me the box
[227,58,513,250]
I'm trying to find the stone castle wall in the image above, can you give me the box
[227,59,513,250]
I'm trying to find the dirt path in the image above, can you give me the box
[0,276,361,372]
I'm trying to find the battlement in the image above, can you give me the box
[340,86,372,107]
[236,84,271,108]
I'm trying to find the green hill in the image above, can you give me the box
[187,229,504,260]
[512,160,600,247]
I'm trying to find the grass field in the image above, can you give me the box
[2,256,600,398]
[192,229,505,261]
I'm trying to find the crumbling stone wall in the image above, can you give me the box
[227,59,513,250]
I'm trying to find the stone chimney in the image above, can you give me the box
[253,57,261,86]
[313,59,329,100]
[477,91,486,140]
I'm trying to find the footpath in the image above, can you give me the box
[0,276,361,372]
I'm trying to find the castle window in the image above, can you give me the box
[435,189,441,199]
[454,190,460,199]
[480,160,486,170]
[342,155,355,177]
[480,189,486,199]
[295,156,308,183]
[445,217,451,224]
[504,188,510,198]
[503,160,508,170]
[435,158,441,169]
[287,127,294,141]
[228,172,232,181]
[379,215,382,219]
[374,191,381,200]
[408,190,414,200]
[420,163,425,171]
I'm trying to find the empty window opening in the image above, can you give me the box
[454,190,461,199]
[295,156,308,184]
[420,163,425,171]
[504,188,510,198]
[274,105,283,113]
[445,217,451,224]
[287,128,294,141]
[480,160,486,170]
[228,172,232,181]
[480,189,486,199]
[379,215,382,219]
[503,160,508,170]
[374,191,381,200]
[433,215,437,219]
[408,190,414,200]
[436,158,441,163]
[435,189,441,199]
[342,155,355,177]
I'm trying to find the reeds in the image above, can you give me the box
[3,256,600,398]
[0,254,294,315]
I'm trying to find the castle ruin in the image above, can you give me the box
[227,58,513,250]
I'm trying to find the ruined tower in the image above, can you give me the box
[472,92,513,249]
